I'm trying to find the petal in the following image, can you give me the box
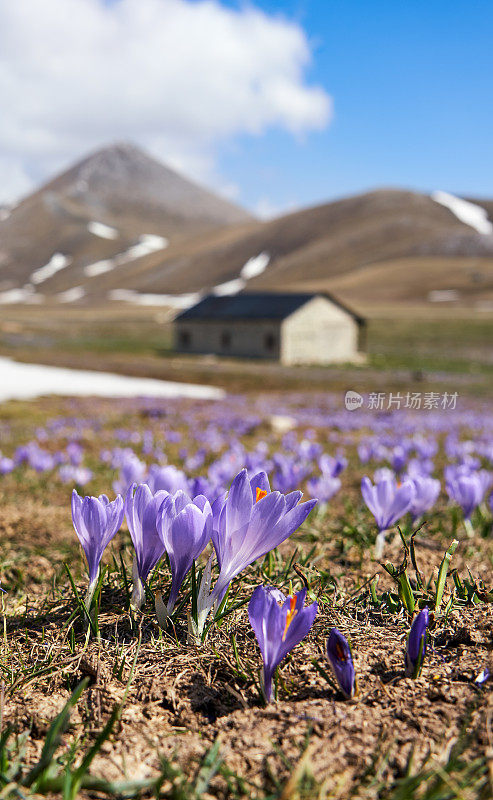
[361,477,378,519]
[192,494,212,516]
[105,495,124,538]
[249,471,271,499]
[284,490,303,512]
[173,490,192,514]
[267,498,317,551]
[225,469,254,535]
[248,585,284,672]
[386,482,414,527]
[221,492,287,578]
[71,489,87,545]
[248,585,270,659]
[277,598,317,664]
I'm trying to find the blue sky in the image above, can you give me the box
[216,0,493,212]
[1,0,491,215]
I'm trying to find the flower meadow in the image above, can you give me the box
[0,391,491,799]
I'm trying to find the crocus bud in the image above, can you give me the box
[474,667,490,686]
[405,607,429,678]
[71,490,124,606]
[248,585,317,703]
[326,628,356,699]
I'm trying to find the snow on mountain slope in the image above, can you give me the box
[431,191,493,235]
[84,259,114,277]
[109,289,202,308]
[87,221,119,239]
[0,286,42,304]
[57,286,85,303]
[83,234,169,278]
[210,252,271,297]
[212,278,246,296]
[31,253,72,284]
[240,252,270,280]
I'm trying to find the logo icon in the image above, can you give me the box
[344,390,363,411]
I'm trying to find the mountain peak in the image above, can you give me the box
[36,141,254,230]
[77,141,161,173]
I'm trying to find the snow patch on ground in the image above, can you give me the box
[428,289,459,303]
[84,259,114,277]
[118,234,169,262]
[84,234,169,277]
[0,356,224,402]
[211,252,271,297]
[57,286,85,303]
[31,253,72,285]
[0,208,11,221]
[240,252,270,280]
[87,221,119,240]
[212,278,246,296]
[109,289,201,308]
[136,233,168,252]
[431,191,493,235]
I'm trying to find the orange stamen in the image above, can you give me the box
[256,488,268,503]
[335,641,348,661]
[282,596,298,641]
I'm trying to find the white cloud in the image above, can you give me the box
[0,157,33,202]
[0,0,332,202]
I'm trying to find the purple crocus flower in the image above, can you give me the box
[326,628,356,699]
[66,442,83,465]
[71,490,124,600]
[361,476,415,531]
[113,453,146,495]
[157,491,212,614]
[405,457,434,478]
[373,467,396,484]
[477,469,493,501]
[405,607,429,678]
[210,469,317,605]
[146,464,190,495]
[391,446,407,474]
[306,474,341,504]
[408,476,441,522]
[59,465,93,485]
[125,483,169,608]
[0,457,14,474]
[319,453,347,478]
[361,476,415,557]
[445,472,483,521]
[248,585,317,702]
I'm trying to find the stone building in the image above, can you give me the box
[174,292,365,365]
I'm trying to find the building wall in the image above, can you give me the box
[280,296,359,365]
[174,319,282,359]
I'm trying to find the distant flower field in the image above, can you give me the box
[0,391,491,799]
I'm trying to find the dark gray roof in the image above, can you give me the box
[175,292,364,323]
